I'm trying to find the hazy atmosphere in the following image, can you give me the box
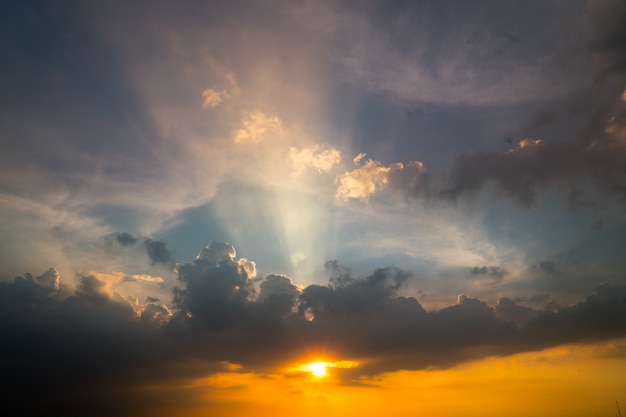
[1,1,625,416]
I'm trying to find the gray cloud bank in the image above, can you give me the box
[353,106,626,206]
[338,0,626,207]
[2,242,626,416]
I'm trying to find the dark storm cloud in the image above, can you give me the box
[361,125,626,207]
[298,260,412,316]
[145,238,175,265]
[0,271,179,417]
[445,136,626,206]
[363,0,626,208]
[3,242,626,416]
[456,0,626,206]
[470,265,508,281]
[494,297,540,327]
[452,0,626,206]
[112,231,138,246]
[524,0,626,136]
[171,242,259,332]
[522,283,626,348]
[588,0,626,78]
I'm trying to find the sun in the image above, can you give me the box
[287,359,359,378]
[308,361,328,378]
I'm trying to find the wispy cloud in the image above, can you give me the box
[290,145,341,177]
[233,111,284,144]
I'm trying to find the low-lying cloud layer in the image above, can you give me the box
[2,242,626,416]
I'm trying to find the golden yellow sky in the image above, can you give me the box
[136,338,626,417]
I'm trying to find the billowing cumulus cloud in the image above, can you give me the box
[36,267,61,290]
[336,153,426,201]
[171,242,259,332]
[3,241,626,416]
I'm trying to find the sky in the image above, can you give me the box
[1,0,626,416]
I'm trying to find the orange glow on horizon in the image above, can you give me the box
[287,358,360,379]
[134,339,626,417]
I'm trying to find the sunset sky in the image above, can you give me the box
[1,0,626,416]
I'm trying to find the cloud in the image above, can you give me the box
[35,267,61,290]
[141,302,172,325]
[469,265,509,284]
[125,273,165,286]
[328,1,626,208]
[291,2,586,106]
[77,273,114,302]
[336,154,426,201]
[494,297,541,327]
[568,187,599,210]
[0,269,177,416]
[505,0,626,199]
[75,271,163,302]
[470,265,508,279]
[522,283,626,348]
[202,88,225,109]
[110,231,138,246]
[341,129,626,207]
[3,243,626,415]
[290,145,341,177]
[201,63,239,110]
[336,156,389,200]
[258,274,300,307]
[233,111,284,144]
[0,268,61,313]
[446,135,626,206]
[145,239,175,265]
[167,245,626,375]
[538,260,557,274]
[171,242,259,332]
[588,0,626,78]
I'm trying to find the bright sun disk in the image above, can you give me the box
[309,362,327,377]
